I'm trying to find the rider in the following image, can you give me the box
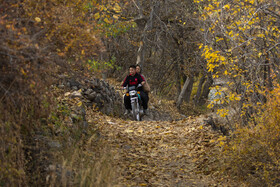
[136,64,149,109]
[121,65,149,115]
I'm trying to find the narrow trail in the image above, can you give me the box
[91,112,222,186]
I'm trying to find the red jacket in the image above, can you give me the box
[122,73,145,90]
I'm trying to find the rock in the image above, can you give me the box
[47,140,62,149]
[70,91,82,98]
[204,116,218,130]
[68,79,80,88]
[84,100,93,107]
[72,86,78,90]
[93,79,99,87]
[71,113,79,120]
[64,92,71,97]
[84,89,93,95]
[95,93,102,103]
[219,125,228,135]
[86,91,96,101]
[122,145,132,150]
[58,84,64,88]
[47,164,56,172]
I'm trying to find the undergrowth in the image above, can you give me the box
[0,1,113,186]
[201,86,280,186]
[42,87,118,186]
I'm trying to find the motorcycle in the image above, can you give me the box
[125,84,143,121]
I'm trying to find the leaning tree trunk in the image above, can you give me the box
[136,41,145,67]
[183,75,194,103]
[195,73,206,105]
[198,74,213,106]
[176,76,191,109]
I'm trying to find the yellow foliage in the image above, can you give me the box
[19,0,128,59]
[218,86,280,185]
[196,0,280,122]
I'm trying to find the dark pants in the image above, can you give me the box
[124,91,149,110]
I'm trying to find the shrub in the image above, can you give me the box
[219,86,280,186]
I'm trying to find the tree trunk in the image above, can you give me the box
[136,41,144,67]
[198,74,213,105]
[135,1,157,69]
[176,76,190,109]
[195,74,206,105]
[175,60,181,99]
[183,75,194,103]
[136,0,143,17]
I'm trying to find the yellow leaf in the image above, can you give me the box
[113,3,121,13]
[35,17,41,22]
[21,68,27,76]
[58,52,65,56]
[140,183,147,186]
[104,18,112,24]
[77,101,82,107]
[138,128,143,134]
[113,15,119,19]
[94,13,100,20]
[125,129,133,133]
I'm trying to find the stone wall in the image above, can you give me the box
[61,77,124,117]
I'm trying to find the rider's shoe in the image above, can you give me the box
[144,109,149,115]
[124,109,131,115]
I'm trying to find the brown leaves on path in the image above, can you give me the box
[89,110,227,186]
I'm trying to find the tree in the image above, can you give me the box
[105,0,208,106]
[0,0,126,185]
[196,0,280,123]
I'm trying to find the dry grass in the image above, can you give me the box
[195,88,280,187]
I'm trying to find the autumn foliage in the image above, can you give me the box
[193,0,280,185]
[196,0,280,124]
[0,0,126,185]
[1,0,280,185]
[216,86,280,185]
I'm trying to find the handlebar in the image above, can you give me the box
[121,84,142,92]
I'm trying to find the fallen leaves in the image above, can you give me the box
[87,112,225,186]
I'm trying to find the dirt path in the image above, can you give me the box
[94,114,222,186]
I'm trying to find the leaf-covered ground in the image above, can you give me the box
[87,108,235,186]
[53,78,239,186]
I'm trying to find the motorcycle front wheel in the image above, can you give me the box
[131,102,140,121]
